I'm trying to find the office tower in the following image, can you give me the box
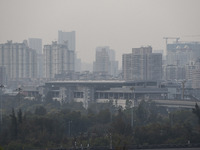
[93,46,118,77]
[43,41,75,79]
[0,40,37,80]
[122,46,162,81]
[58,30,75,51]
[28,38,43,78]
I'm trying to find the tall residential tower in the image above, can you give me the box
[93,46,118,77]
[123,46,162,81]
[28,38,43,78]
[44,41,74,79]
[58,31,76,51]
[0,40,37,81]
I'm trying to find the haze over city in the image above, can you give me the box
[0,0,200,63]
[2,0,200,149]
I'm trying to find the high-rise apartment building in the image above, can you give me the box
[192,58,200,89]
[93,46,118,77]
[58,30,75,51]
[28,38,43,78]
[122,46,162,81]
[122,54,132,80]
[163,65,185,80]
[0,66,6,85]
[0,40,37,80]
[43,41,74,79]
[164,40,200,82]
[167,41,200,66]
[185,61,195,80]
[28,38,42,54]
[147,53,163,81]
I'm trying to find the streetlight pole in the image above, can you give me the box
[0,84,5,124]
[68,120,72,137]
[130,87,134,128]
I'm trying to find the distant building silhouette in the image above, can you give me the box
[58,30,75,51]
[93,46,118,77]
[0,66,6,85]
[0,40,37,81]
[192,58,200,89]
[123,46,162,81]
[43,41,74,79]
[163,65,185,80]
[166,41,200,66]
[164,40,200,84]
[28,38,43,78]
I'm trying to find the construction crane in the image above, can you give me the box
[163,37,180,45]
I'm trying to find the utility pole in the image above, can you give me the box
[0,84,4,124]
[68,120,72,137]
[16,87,23,108]
[181,80,186,100]
[109,133,112,149]
[130,87,134,128]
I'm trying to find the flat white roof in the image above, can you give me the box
[47,80,126,84]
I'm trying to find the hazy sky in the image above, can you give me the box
[0,0,200,64]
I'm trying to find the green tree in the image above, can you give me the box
[192,103,200,124]
[112,109,131,135]
[35,106,47,116]
[17,109,22,124]
[10,109,18,139]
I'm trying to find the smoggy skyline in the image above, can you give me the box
[0,0,200,63]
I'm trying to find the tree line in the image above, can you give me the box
[0,94,200,150]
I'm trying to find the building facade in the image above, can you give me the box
[28,38,43,78]
[163,65,186,81]
[122,53,132,80]
[93,46,118,77]
[0,40,37,81]
[123,46,162,81]
[43,41,75,79]
[58,30,75,51]
[192,58,200,89]
[167,41,200,66]
[165,40,200,84]
[0,66,6,85]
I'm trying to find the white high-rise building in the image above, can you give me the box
[166,41,200,66]
[58,31,75,51]
[192,58,200,89]
[44,41,75,79]
[28,38,43,78]
[0,40,37,80]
